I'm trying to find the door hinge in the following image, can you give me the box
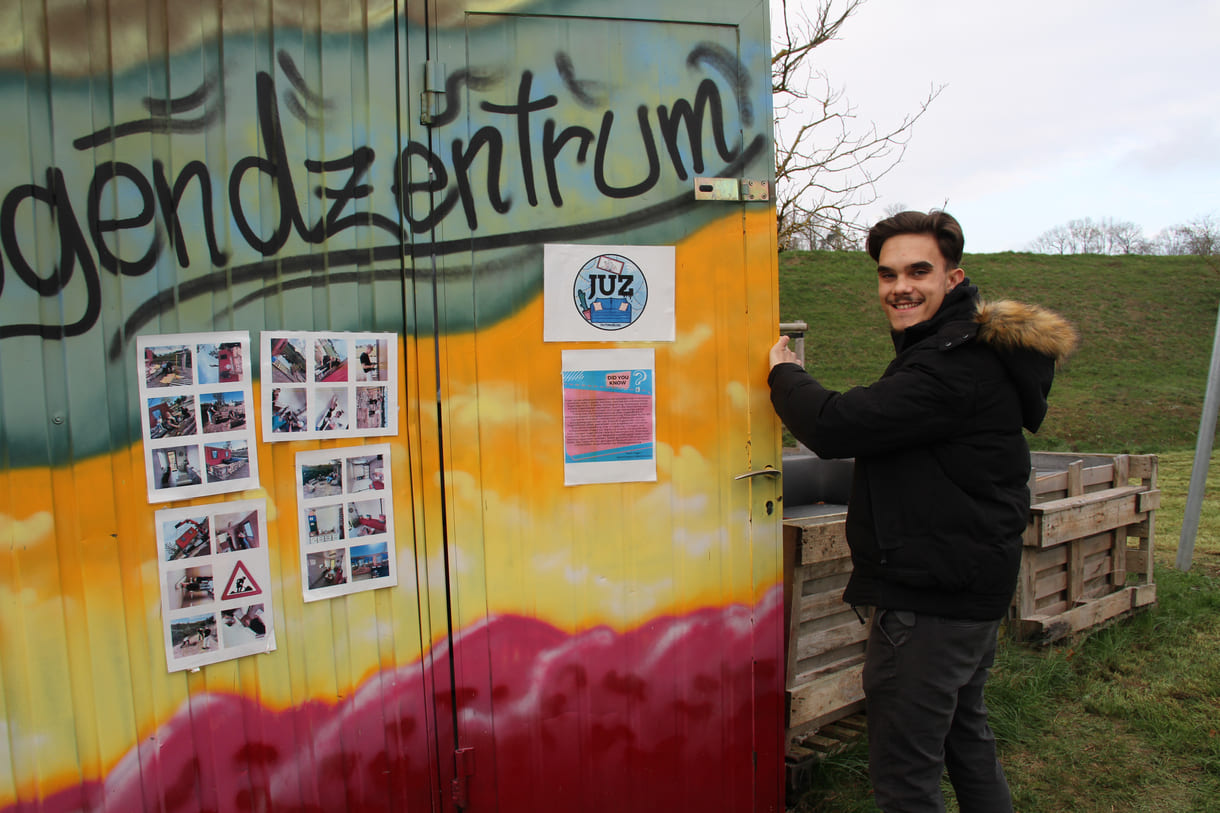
[451,746,475,809]
[420,60,447,126]
[694,177,770,201]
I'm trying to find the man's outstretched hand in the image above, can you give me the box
[769,336,801,371]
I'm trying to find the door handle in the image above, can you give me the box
[733,467,781,481]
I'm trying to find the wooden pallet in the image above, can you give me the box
[1014,453,1159,642]
[782,512,868,745]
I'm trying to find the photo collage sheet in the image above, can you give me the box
[155,499,275,672]
[137,332,259,503]
[260,331,397,442]
[295,445,397,602]
[136,330,400,670]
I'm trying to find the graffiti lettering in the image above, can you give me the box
[0,45,761,344]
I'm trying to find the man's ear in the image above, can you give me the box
[946,267,965,290]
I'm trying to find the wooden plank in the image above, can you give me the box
[1138,489,1161,513]
[1132,583,1157,608]
[786,701,867,746]
[1110,527,1127,589]
[802,557,854,581]
[797,589,850,624]
[787,663,865,730]
[1067,459,1084,496]
[1034,567,1067,603]
[1033,544,1069,570]
[1014,588,1137,642]
[1128,454,1156,481]
[792,650,866,688]
[1031,486,1147,547]
[797,519,850,565]
[1017,547,1039,617]
[1068,534,1085,602]
[794,618,870,664]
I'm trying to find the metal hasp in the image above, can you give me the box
[694,177,770,201]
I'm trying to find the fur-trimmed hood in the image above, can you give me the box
[974,299,1078,432]
[975,299,1079,363]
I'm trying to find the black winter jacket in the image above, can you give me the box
[769,281,1078,619]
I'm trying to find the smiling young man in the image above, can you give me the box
[767,211,1078,813]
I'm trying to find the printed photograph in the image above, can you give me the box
[356,385,387,429]
[346,498,386,537]
[220,604,267,647]
[305,504,344,545]
[196,341,244,385]
[214,508,261,552]
[314,337,348,382]
[151,445,203,490]
[271,387,308,434]
[306,549,348,591]
[269,337,308,382]
[144,344,194,388]
[199,391,247,433]
[167,564,214,610]
[301,459,342,496]
[313,388,348,431]
[345,453,385,493]
[146,394,197,438]
[203,440,250,483]
[161,515,211,561]
[350,542,390,582]
[355,339,387,382]
[170,613,217,659]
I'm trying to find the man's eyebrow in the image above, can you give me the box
[877,260,936,273]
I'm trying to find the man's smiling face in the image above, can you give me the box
[876,233,965,332]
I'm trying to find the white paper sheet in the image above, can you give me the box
[295,444,398,601]
[137,332,260,503]
[561,349,657,485]
[156,499,276,672]
[544,244,675,342]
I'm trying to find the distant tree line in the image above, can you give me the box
[1028,215,1218,256]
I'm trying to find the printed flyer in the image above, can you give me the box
[543,244,675,342]
[561,348,657,485]
[137,332,259,503]
[261,331,398,441]
[155,499,276,673]
[295,444,397,602]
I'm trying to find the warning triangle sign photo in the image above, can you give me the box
[222,560,262,600]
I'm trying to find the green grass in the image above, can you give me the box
[781,251,1220,812]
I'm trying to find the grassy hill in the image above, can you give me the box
[778,250,1220,453]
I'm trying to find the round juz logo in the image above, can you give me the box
[572,253,649,331]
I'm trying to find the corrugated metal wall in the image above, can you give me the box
[0,1,783,811]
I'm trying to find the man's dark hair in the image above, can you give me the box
[866,210,965,268]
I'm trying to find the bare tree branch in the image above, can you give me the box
[772,0,942,250]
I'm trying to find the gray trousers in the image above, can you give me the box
[862,609,1013,813]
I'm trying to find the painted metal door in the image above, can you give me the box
[0,3,457,811]
[413,4,785,811]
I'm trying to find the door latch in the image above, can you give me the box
[694,177,770,201]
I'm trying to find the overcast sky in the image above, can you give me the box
[774,0,1220,252]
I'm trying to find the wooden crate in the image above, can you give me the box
[782,511,867,746]
[1013,453,1160,642]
